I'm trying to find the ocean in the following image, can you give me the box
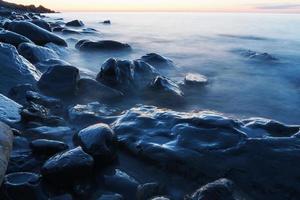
[46,12,300,124]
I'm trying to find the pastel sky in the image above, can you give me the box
[8,0,300,12]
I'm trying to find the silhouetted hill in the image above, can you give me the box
[0,0,55,13]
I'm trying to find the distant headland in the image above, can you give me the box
[0,0,55,13]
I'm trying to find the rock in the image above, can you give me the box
[0,122,13,185]
[30,19,51,31]
[8,83,36,105]
[184,73,208,86]
[185,179,236,200]
[52,26,64,32]
[96,58,158,93]
[25,126,73,141]
[233,49,278,62]
[146,76,184,105]
[101,20,111,25]
[37,65,80,97]
[68,102,117,126]
[41,147,94,184]
[104,169,139,200]
[30,139,68,156]
[18,42,59,64]
[150,197,170,200]
[5,21,67,46]
[3,172,47,200]
[26,91,62,110]
[0,43,41,94]
[97,194,123,200]
[137,182,165,200]
[76,123,117,162]
[35,58,70,73]
[76,40,131,51]
[140,53,176,69]
[75,39,89,49]
[0,29,32,47]
[77,78,123,102]
[0,94,22,124]
[62,28,81,35]
[66,20,84,27]
[49,194,73,200]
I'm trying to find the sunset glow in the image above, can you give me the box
[7,0,300,12]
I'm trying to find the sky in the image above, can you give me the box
[8,0,300,12]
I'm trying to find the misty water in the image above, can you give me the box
[47,12,300,124]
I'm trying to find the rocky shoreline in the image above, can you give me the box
[0,6,299,200]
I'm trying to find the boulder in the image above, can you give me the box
[184,73,208,86]
[101,20,111,25]
[26,91,62,110]
[76,123,117,162]
[41,147,94,184]
[233,49,278,62]
[140,53,176,69]
[66,20,84,27]
[37,65,80,97]
[137,182,165,200]
[35,58,70,73]
[185,179,236,200]
[0,94,22,124]
[30,139,68,156]
[0,29,32,47]
[3,172,47,200]
[76,40,131,51]
[5,21,67,46]
[0,43,41,94]
[0,122,13,185]
[25,126,73,141]
[8,84,36,105]
[77,78,123,102]
[30,19,51,32]
[62,28,81,35]
[18,42,59,64]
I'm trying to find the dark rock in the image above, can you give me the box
[0,29,32,47]
[8,83,36,105]
[18,42,59,64]
[30,19,52,31]
[24,126,73,141]
[77,78,123,102]
[101,20,111,24]
[76,123,117,162]
[52,26,64,32]
[185,179,235,200]
[0,122,13,184]
[62,28,81,35]
[233,49,278,62]
[150,197,170,200]
[5,21,67,46]
[66,20,84,27]
[30,139,68,156]
[3,172,46,200]
[184,73,208,87]
[49,194,73,200]
[76,40,131,51]
[75,39,89,49]
[26,91,62,110]
[37,65,80,97]
[41,147,94,184]
[35,58,70,73]
[140,53,177,69]
[0,94,22,124]
[97,194,123,200]
[137,182,165,200]
[0,43,41,94]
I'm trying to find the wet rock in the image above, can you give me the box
[104,169,139,200]
[137,182,165,200]
[26,91,62,110]
[0,122,13,185]
[3,172,46,200]
[37,65,80,97]
[75,39,89,49]
[101,20,111,25]
[185,179,235,200]
[75,123,117,163]
[41,147,94,184]
[146,76,184,105]
[18,42,59,64]
[132,60,160,89]
[0,94,22,124]
[77,78,123,102]
[97,194,123,200]
[76,40,131,51]
[0,43,41,94]
[140,53,177,69]
[8,83,36,105]
[30,139,68,156]
[62,28,81,35]
[35,58,70,73]
[150,197,170,200]
[30,19,51,31]
[52,26,64,32]
[0,29,32,47]
[68,102,117,126]
[25,126,73,141]
[5,21,67,46]
[66,20,84,27]
[49,194,73,200]
[184,73,208,86]
[234,49,278,62]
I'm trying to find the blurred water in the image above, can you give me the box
[46,12,300,124]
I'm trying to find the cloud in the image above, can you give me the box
[256,3,300,10]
